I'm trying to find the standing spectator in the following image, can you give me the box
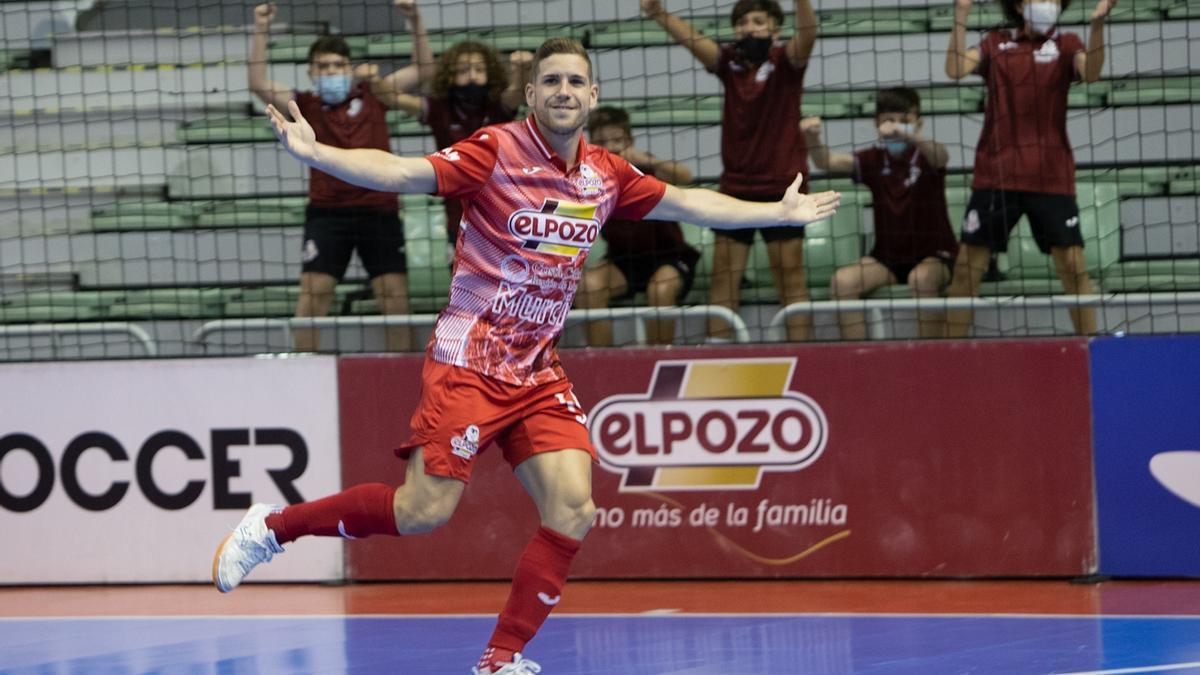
[248,0,433,351]
[643,0,819,341]
[577,106,700,346]
[368,42,533,260]
[802,87,958,339]
[944,0,1114,336]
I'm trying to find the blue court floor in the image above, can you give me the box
[3,614,1200,674]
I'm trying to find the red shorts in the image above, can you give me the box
[395,359,596,482]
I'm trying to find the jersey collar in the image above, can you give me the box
[523,114,587,173]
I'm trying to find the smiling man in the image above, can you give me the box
[212,37,840,675]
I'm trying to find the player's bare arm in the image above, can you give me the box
[267,100,436,193]
[800,117,853,173]
[787,0,820,68]
[645,172,840,228]
[1077,0,1115,83]
[945,0,981,79]
[642,0,721,70]
[367,0,432,113]
[248,3,294,110]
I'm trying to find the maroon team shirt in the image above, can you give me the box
[853,146,958,265]
[601,165,699,265]
[971,29,1084,196]
[422,95,519,243]
[294,84,398,211]
[710,42,809,197]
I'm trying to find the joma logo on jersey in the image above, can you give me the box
[508,199,601,258]
[590,358,829,492]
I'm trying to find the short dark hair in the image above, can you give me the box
[431,41,508,101]
[730,0,785,28]
[587,106,632,137]
[532,37,592,79]
[875,87,921,116]
[997,0,1073,28]
[308,36,351,63]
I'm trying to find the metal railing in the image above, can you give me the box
[0,322,158,357]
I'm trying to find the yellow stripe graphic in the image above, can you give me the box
[656,466,761,487]
[537,242,582,256]
[554,202,597,219]
[683,361,791,398]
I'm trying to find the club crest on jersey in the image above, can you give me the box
[508,198,601,258]
[574,163,604,197]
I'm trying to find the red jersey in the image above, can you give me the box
[710,42,809,197]
[422,95,519,243]
[971,29,1084,196]
[853,146,958,265]
[424,115,667,386]
[295,84,398,211]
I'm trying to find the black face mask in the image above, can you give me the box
[735,35,773,65]
[449,83,490,108]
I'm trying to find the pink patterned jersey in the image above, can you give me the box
[424,115,667,386]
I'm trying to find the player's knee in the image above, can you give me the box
[395,489,459,534]
[829,267,860,299]
[547,492,596,538]
[908,266,942,296]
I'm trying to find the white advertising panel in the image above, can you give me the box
[0,356,343,583]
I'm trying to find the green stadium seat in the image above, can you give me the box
[1107,76,1200,106]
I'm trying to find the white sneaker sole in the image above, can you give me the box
[212,531,236,593]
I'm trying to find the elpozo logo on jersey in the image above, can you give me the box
[590,358,828,492]
[508,198,601,258]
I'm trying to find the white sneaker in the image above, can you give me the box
[471,652,542,674]
[212,503,285,593]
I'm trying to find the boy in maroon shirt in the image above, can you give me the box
[248,0,432,352]
[643,0,818,341]
[803,87,959,339]
[577,106,701,346]
[370,42,533,257]
[945,0,1114,336]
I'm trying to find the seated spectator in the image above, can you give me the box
[576,106,700,346]
[368,42,533,260]
[248,0,433,352]
[802,87,957,339]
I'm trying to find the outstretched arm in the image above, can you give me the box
[945,0,981,79]
[1076,0,1115,83]
[362,63,424,116]
[642,0,721,71]
[644,173,840,229]
[787,0,819,68]
[800,117,853,173]
[248,3,293,109]
[267,100,437,193]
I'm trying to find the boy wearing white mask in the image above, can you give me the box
[802,87,958,340]
[944,0,1115,336]
[248,1,433,352]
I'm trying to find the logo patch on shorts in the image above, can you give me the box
[302,239,319,263]
[1065,216,1080,228]
[963,209,981,235]
[451,424,481,460]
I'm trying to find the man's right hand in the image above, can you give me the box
[641,0,665,18]
[253,3,276,29]
[799,116,823,138]
[267,101,318,164]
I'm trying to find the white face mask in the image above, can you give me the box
[1022,2,1060,34]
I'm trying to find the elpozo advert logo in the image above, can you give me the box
[590,358,828,492]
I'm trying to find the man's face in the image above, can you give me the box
[590,124,632,154]
[526,54,598,136]
[452,52,489,86]
[308,52,351,80]
[733,10,780,40]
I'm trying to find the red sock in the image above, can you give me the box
[265,483,398,545]
[480,526,582,668]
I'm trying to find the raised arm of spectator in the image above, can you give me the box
[248,3,293,109]
[641,0,720,71]
[800,117,853,173]
[945,0,981,80]
[787,0,819,68]
[621,145,693,186]
[645,173,840,229]
[501,51,534,111]
[268,100,437,193]
[1077,0,1115,83]
[368,0,434,105]
[362,63,424,116]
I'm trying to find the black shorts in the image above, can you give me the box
[609,249,699,304]
[960,189,1084,254]
[714,192,805,245]
[878,253,955,283]
[301,206,407,280]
